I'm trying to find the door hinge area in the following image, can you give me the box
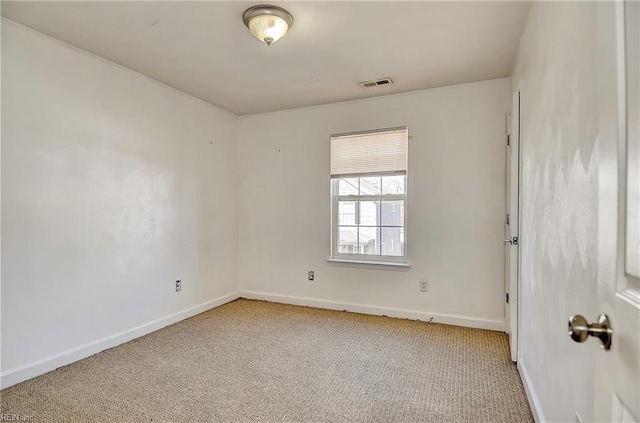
[506,293,510,304]
[506,214,510,225]
[507,135,510,146]
[504,236,519,246]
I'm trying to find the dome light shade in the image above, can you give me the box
[243,5,294,46]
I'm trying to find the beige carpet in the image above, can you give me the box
[1,299,533,422]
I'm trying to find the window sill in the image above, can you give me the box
[326,258,411,270]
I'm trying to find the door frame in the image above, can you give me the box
[516,92,523,366]
[505,91,522,363]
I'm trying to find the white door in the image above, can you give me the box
[581,2,640,421]
[505,92,520,363]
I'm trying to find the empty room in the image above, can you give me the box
[1,1,638,422]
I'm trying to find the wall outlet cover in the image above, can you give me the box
[419,279,428,292]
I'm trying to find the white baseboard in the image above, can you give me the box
[0,291,240,390]
[518,361,545,423]
[239,291,505,332]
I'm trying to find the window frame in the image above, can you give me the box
[330,174,408,264]
[329,126,409,265]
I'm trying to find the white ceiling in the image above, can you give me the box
[1,1,531,115]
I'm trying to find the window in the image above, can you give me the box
[330,127,408,263]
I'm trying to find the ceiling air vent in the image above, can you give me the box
[359,77,394,89]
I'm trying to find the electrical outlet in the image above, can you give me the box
[308,271,315,281]
[419,279,428,292]
[176,280,182,292]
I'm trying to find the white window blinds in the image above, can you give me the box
[330,127,408,178]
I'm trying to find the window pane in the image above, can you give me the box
[381,227,404,256]
[382,175,405,194]
[333,173,406,259]
[381,200,404,227]
[359,200,380,226]
[338,178,359,196]
[360,177,381,195]
[359,227,379,255]
[338,227,358,254]
[338,201,356,225]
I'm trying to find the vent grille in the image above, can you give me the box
[359,77,394,89]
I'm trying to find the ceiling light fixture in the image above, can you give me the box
[242,4,294,46]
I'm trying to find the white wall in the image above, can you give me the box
[511,2,600,422]
[1,20,239,384]
[238,78,510,329]
[0,17,4,379]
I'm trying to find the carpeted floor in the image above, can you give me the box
[1,299,533,422]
